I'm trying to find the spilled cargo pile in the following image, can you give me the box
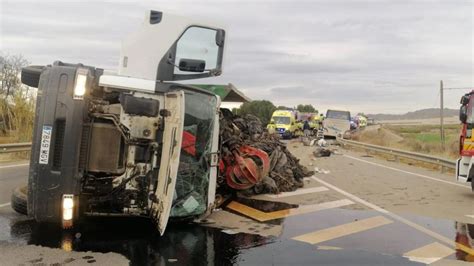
[219,109,314,195]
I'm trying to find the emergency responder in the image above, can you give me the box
[303,119,311,137]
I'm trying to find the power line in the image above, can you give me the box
[443,87,473,90]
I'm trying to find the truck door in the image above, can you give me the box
[151,90,185,235]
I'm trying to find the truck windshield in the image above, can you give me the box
[468,103,474,124]
[171,91,217,217]
[326,110,350,121]
[273,116,291,125]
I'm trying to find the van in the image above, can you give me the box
[267,110,298,138]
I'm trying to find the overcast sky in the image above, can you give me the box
[0,0,472,114]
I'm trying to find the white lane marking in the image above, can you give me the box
[293,215,393,245]
[265,186,329,198]
[403,242,454,264]
[311,176,456,248]
[344,154,470,189]
[0,203,11,208]
[466,215,474,219]
[0,163,29,169]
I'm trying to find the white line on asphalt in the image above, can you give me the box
[344,154,470,189]
[311,176,456,248]
[293,215,393,245]
[265,186,329,198]
[0,202,11,208]
[466,215,474,219]
[0,163,29,169]
[403,242,455,264]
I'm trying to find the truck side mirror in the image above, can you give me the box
[460,105,468,123]
[21,65,44,88]
[461,95,470,105]
[178,59,205,72]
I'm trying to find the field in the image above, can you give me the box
[352,124,461,159]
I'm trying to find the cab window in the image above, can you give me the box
[175,27,219,73]
[273,116,291,124]
[467,101,474,124]
[326,110,350,121]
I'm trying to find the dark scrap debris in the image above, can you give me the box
[219,109,314,195]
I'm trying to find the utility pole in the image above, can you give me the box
[440,80,445,151]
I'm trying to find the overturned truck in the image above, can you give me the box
[15,11,311,234]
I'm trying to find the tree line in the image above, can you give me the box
[0,54,35,142]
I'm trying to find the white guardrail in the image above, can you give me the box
[337,138,456,171]
[0,142,32,154]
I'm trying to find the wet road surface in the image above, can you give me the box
[1,144,474,265]
[1,208,423,265]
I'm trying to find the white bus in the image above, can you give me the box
[324,109,351,138]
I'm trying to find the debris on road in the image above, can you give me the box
[314,167,330,174]
[222,229,239,235]
[313,148,331,157]
[219,110,314,195]
[317,139,328,147]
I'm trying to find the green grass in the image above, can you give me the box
[355,124,461,159]
[413,133,458,143]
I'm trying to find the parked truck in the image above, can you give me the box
[456,91,474,191]
[12,11,269,234]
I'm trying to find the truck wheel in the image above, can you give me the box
[11,186,28,215]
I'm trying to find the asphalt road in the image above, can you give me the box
[0,142,472,265]
[0,161,29,203]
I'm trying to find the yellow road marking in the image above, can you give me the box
[226,199,354,222]
[292,216,392,245]
[403,242,454,264]
[456,242,474,257]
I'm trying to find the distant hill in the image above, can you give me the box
[367,108,458,121]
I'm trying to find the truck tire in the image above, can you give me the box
[11,186,28,215]
[21,65,44,88]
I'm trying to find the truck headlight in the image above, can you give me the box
[62,194,75,229]
[73,69,89,100]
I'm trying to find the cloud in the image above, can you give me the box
[0,0,472,114]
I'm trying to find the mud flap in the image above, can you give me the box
[151,91,184,235]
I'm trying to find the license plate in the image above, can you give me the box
[39,125,52,165]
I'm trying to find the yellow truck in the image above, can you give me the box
[267,110,298,138]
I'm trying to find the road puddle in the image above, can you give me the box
[8,217,274,265]
[5,205,474,264]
